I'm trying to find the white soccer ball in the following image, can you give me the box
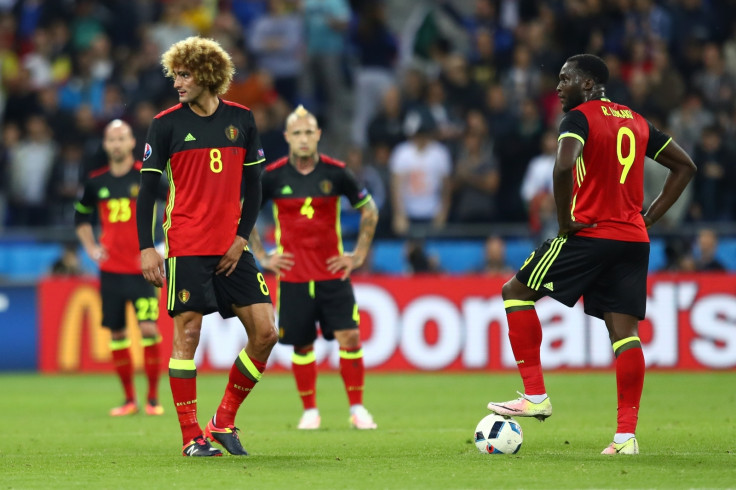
[474,414,523,454]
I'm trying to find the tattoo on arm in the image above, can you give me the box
[354,199,378,260]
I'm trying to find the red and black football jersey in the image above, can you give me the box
[558,98,671,242]
[141,100,265,257]
[262,154,372,283]
[75,162,155,274]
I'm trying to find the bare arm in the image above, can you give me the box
[390,172,409,235]
[327,198,379,280]
[75,222,107,263]
[553,137,595,235]
[643,139,696,228]
[249,226,294,275]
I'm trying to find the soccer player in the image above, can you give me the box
[75,119,168,417]
[248,105,380,430]
[136,36,278,457]
[486,54,696,455]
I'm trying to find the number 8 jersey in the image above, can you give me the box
[141,100,265,257]
[558,98,672,242]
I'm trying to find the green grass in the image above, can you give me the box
[1,371,734,489]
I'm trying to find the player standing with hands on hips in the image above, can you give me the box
[248,105,380,430]
[136,36,278,457]
[486,54,696,454]
[75,119,168,417]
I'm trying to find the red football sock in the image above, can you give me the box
[615,343,645,434]
[215,349,265,427]
[339,346,365,406]
[168,359,200,444]
[142,336,161,402]
[292,348,317,410]
[505,304,546,395]
[110,339,135,402]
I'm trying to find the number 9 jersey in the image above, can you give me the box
[141,100,265,258]
[558,98,672,242]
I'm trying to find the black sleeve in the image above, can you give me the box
[137,172,160,249]
[74,181,96,226]
[645,121,673,160]
[558,110,589,141]
[341,167,372,208]
[156,172,169,200]
[237,163,262,240]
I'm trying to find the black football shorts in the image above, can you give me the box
[100,271,159,331]
[515,234,649,320]
[165,252,272,318]
[276,278,359,346]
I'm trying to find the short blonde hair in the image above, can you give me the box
[161,36,235,95]
[285,104,318,129]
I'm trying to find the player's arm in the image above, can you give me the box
[74,186,107,263]
[137,120,167,287]
[327,169,378,279]
[249,225,294,275]
[554,111,596,235]
[642,127,696,228]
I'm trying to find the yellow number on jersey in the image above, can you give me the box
[617,127,635,184]
[210,148,223,173]
[300,197,315,219]
[108,198,131,223]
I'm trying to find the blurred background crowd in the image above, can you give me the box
[1,0,735,276]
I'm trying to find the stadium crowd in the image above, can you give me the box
[1,0,735,270]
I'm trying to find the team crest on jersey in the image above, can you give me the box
[319,180,333,194]
[143,143,152,161]
[130,184,139,198]
[225,125,239,142]
[178,289,191,304]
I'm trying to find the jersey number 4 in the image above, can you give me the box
[300,197,315,219]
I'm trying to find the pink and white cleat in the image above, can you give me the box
[601,437,639,455]
[297,409,321,430]
[349,406,377,430]
[487,392,552,421]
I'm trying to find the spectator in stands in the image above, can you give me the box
[389,108,452,236]
[0,121,22,228]
[692,42,736,114]
[349,1,397,147]
[694,228,726,272]
[405,237,440,274]
[479,235,512,276]
[367,84,405,150]
[667,92,714,156]
[450,111,499,224]
[6,114,57,226]
[691,125,735,222]
[300,0,351,136]
[50,242,84,276]
[47,140,84,227]
[520,129,556,242]
[248,0,303,106]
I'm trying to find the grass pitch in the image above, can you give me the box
[1,371,734,489]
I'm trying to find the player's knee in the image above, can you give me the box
[258,324,279,349]
[501,278,517,301]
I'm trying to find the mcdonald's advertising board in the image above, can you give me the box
[36,273,736,373]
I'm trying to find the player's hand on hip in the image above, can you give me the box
[141,247,165,287]
[558,220,596,236]
[327,253,358,281]
[88,245,108,264]
[216,235,247,276]
[264,251,294,275]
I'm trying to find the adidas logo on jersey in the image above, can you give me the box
[185,133,196,142]
[543,282,554,291]
[281,185,293,195]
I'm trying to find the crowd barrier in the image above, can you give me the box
[1,273,734,372]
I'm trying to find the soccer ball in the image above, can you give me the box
[474,414,523,454]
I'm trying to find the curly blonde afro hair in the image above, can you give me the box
[161,36,235,95]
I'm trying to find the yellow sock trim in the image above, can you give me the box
[237,349,263,382]
[110,338,131,351]
[140,335,161,347]
[612,336,640,353]
[339,348,363,360]
[168,358,196,370]
[503,300,535,308]
[292,350,316,365]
